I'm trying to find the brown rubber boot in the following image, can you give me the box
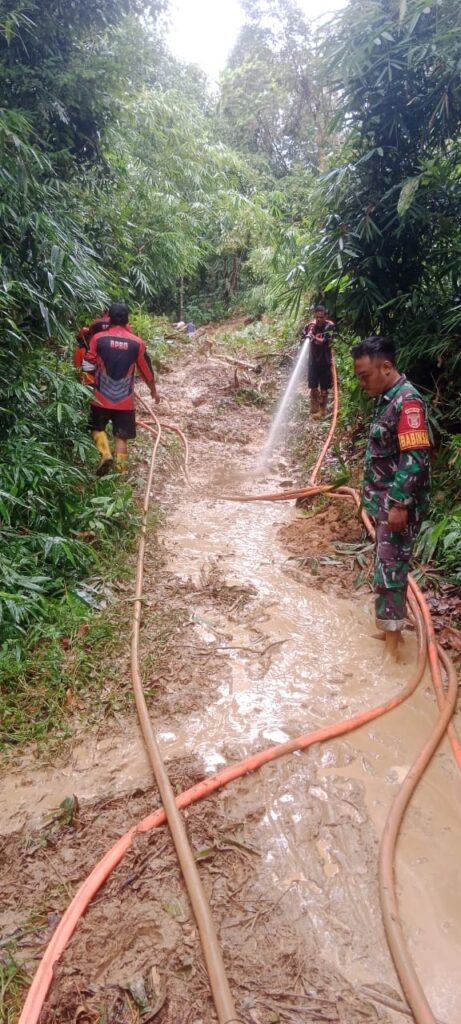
[319,390,328,416]
[310,389,320,417]
[96,455,114,477]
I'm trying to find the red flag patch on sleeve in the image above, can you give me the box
[397,400,430,450]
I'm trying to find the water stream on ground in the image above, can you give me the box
[3,440,461,1020]
[2,354,461,1022]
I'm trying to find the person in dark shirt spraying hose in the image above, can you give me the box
[83,302,159,475]
[303,304,336,417]
[352,336,431,661]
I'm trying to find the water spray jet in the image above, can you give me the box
[257,337,310,469]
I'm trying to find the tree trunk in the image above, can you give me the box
[230,253,239,294]
[223,257,231,308]
[178,276,184,321]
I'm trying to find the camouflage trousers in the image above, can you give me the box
[374,507,418,632]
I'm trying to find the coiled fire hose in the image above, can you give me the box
[19,356,459,1024]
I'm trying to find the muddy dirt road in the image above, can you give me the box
[2,333,461,1024]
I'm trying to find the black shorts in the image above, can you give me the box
[89,405,136,440]
[307,359,332,390]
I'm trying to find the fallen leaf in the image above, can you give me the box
[59,794,79,825]
[193,846,214,862]
[174,955,194,979]
[163,897,189,923]
[126,975,149,1009]
[65,688,76,708]
[142,967,167,1021]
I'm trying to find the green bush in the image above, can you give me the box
[0,348,137,642]
[416,514,461,584]
[128,309,175,365]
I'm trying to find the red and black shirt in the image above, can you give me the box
[83,325,155,411]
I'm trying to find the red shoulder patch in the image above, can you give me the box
[397,400,430,450]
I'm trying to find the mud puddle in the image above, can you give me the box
[162,470,412,756]
[2,340,461,1023]
[0,465,410,834]
[158,439,461,1021]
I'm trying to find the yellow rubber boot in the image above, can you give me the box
[92,431,113,476]
[115,452,128,474]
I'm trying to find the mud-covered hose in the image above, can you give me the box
[18,408,238,1024]
[130,411,238,1024]
[379,644,458,1024]
[137,392,191,484]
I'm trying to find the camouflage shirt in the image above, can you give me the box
[362,374,431,522]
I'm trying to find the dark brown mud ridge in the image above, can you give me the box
[279,500,370,598]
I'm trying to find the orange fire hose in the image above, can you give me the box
[19,355,459,1024]
[17,604,427,1024]
[379,642,458,1024]
[331,486,461,769]
[152,359,461,1020]
[309,355,339,486]
[410,574,461,769]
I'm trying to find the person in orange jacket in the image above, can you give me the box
[73,311,110,386]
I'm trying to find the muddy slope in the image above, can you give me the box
[1,334,461,1024]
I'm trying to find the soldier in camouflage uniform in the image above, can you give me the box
[352,336,431,660]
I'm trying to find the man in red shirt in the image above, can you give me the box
[83,301,159,475]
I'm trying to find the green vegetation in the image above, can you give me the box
[0,501,144,749]
[0,949,31,1024]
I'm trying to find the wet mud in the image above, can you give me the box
[1,331,461,1023]
[279,499,369,595]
